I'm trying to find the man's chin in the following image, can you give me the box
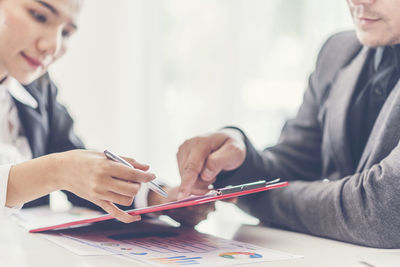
[355,30,400,48]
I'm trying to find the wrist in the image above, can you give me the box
[41,153,64,192]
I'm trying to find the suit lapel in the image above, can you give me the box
[12,84,49,158]
[327,47,369,176]
[356,80,400,171]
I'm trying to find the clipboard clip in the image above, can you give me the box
[213,178,281,196]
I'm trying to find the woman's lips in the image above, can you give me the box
[21,52,43,69]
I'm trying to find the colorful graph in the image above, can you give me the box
[150,256,202,265]
[219,252,263,259]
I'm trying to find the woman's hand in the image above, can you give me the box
[7,150,155,223]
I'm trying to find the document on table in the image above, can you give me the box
[59,222,302,266]
[14,207,302,266]
[14,206,110,255]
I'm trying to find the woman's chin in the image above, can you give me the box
[10,71,44,85]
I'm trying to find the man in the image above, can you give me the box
[176,0,400,248]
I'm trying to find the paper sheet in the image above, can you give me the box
[39,232,114,256]
[15,207,302,265]
[60,223,302,266]
[14,206,110,255]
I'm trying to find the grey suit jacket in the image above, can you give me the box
[215,31,400,248]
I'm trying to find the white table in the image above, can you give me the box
[1,216,398,267]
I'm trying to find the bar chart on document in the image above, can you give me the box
[62,227,301,266]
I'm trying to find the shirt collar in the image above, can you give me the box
[7,78,38,109]
[374,44,400,72]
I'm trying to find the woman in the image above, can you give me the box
[0,0,155,223]
[0,0,215,227]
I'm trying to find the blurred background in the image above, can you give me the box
[51,0,353,235]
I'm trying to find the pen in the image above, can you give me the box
[215,179,281,195]
[104,150,168,198]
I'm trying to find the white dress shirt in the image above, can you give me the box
[0,77,148,217]
[0,78,35,217]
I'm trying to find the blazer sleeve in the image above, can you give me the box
[216,67,325,185]
[227,143,400,248]
[214,32,400,248]
[214,31,344,187]
[216,31,361,187]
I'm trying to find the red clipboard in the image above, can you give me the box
[29,180,288,233]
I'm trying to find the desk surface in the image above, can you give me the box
[1,215,398,267]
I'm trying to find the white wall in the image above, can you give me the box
[51,0,353,186]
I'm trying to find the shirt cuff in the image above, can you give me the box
[0,164,22,218]
[134,184,150,209]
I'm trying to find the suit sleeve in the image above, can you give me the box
[227,144,400,248]
[215,32,359,187]
[214,33,331,188]
[215,33,400,248]
[217,69,324,186]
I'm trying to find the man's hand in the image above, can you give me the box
[148,187,216,227]
[176,128,246,199]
